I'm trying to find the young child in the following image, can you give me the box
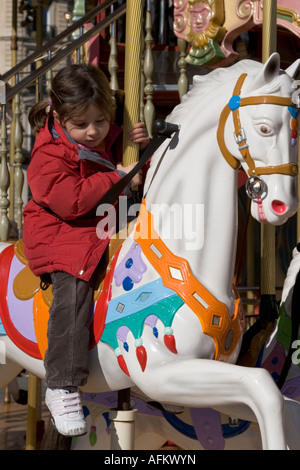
[22,63,150,437]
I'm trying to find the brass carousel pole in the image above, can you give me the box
[122,0,143,169]
[260,0,278,324]
[109,0,142,450]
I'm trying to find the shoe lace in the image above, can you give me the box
[50,390,82,416]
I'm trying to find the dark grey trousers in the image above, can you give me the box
[44,271,94,389]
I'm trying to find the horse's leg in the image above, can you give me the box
[132,359,286,450]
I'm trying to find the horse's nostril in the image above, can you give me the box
[272,200,286,214]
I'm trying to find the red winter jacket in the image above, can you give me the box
[23,116,125,281]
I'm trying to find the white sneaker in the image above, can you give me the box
[45,387,87,437]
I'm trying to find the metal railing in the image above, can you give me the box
[1,0,128,241]
[0,0,189,241]
[3,0,126,101]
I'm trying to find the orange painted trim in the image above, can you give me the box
[32,245,123,359]
[134,200,245,361]
[33,290,49,360]
[0,244,42,359]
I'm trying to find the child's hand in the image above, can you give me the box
[117,162,143,188]
[129,122,150,150]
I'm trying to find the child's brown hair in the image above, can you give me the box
[29,64,115,135]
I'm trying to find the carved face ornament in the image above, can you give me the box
[187,0,219,48]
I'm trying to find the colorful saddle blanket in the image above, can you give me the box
[0,240,120,360]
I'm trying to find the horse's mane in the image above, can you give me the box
[169,59,291,124]
[191,59,262,93]
[148,58,289,181]
[148,60,267,179]
[168,59,263,121]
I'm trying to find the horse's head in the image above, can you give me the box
[217,53,299,225]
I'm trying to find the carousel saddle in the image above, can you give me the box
[12,234,126,306]
[0,231,128,360]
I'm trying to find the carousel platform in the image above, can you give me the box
[0,375,178,451]
[0,373,49,450]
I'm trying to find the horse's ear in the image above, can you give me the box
[245,53,280,93]
[285,59,300,80]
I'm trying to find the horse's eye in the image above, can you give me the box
[254,122,274,136]
[260,124,272,135]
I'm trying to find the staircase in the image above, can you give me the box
[0,0,189,242]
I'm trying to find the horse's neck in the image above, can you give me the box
[144,143,238,310]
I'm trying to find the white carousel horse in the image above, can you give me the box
[72,243,300,451]
[0,53,299,450]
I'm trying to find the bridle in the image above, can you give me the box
[217,73,298,200]
[99,73,298,207]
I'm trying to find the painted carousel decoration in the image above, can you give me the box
[1,53,300,450]
[173,0,226,66]
[173,0,300,66]
[72,243,300,450]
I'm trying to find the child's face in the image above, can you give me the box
[61,103,110,149]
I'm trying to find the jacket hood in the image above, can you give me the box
[32,115,122,169]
